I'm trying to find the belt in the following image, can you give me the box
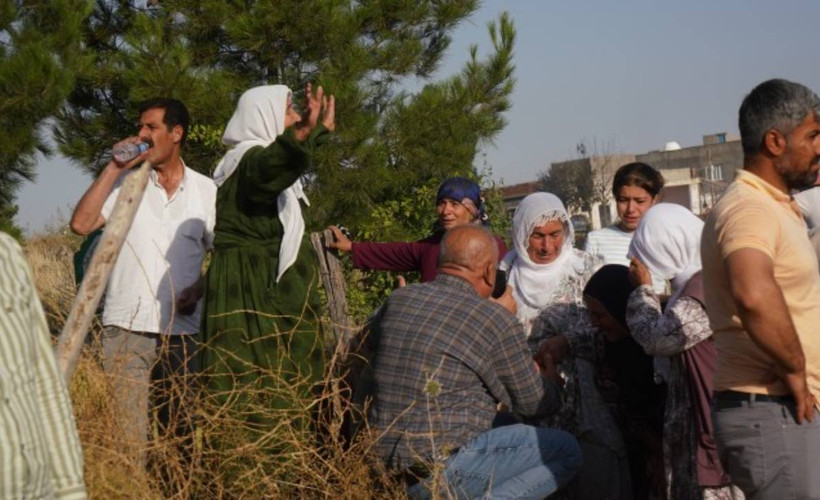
[713,390,793,408]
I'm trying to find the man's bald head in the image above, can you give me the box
[438,225,498,297]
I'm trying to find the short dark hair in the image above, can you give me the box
[612,162,664,198]
[739,79,820,156]
[138,98,190,146]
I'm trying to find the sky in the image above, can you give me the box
[15,0,820,234]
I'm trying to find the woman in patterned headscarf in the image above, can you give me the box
[326,176,507,282]
[502,192,631,500]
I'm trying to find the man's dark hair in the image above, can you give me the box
[138,98,190,146]
[612,162,665,198]
[739,79,820,156]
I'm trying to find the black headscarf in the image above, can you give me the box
[584,264,665,424]
[583,264,635,329]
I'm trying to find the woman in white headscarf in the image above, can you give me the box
[627,203,742,500]
[200,84,335,423]
[501,192,631,500]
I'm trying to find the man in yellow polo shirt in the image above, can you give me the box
[702,79,820,499]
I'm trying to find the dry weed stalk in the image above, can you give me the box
[25,231,421,499]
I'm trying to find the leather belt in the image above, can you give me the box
[713,390,793,407]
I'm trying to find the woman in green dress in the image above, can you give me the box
[200,84,335,429]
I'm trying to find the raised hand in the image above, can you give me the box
[322,94,336,132]
[628,257,653,287]
[111,136,149,170]
[293,83,320,141]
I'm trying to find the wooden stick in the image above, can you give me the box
[310,229,353,348]
[56,161,153,380]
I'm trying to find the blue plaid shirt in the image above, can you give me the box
[368,273,559,469]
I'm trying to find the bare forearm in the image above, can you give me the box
[735,284,805,373]
[727,249,806,374]
[70,162,121,235]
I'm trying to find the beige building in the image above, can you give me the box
[501,132,742,231]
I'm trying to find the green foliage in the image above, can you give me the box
[344,171,511,322]
[0,204,23,242]
[0,0,92,235]
[51,1,517,319]
[54,1,515,225]
[539,159,594,213]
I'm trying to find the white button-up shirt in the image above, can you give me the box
[101,162,216,335]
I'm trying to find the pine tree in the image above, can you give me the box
[0,0,91,237]
[54,0,516,232]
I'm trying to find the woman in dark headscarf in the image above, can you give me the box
[326,177,507,282]
[583,265,666,500]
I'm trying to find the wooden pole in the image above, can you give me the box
[56,161,153,380]
[310,229,352,348]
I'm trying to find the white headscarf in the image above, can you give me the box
[628,203,704,308]
[504,192,580,327]
[213,85,309,282]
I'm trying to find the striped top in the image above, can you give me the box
[584,225,633,266]
[0,233,86,499]
[585,225,667,294]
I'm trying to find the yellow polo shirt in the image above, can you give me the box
[701,169,820,399]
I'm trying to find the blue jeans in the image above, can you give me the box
[407,424,582,500]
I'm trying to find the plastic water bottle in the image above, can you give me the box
[111,142,148,163]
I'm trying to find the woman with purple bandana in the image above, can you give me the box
[327,177,508,282]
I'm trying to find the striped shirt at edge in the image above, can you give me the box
[0,232,86,499]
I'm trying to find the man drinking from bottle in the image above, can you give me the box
[69,98,216,464]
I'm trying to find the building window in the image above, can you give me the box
[716,133,726,143]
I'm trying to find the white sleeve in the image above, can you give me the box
[794,187,820,230]
[99,177,124,222]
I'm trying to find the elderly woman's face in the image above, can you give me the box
[437,198,475,230]
[527,220,565,264]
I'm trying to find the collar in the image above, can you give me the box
[433,272,479,295]
[149,158,188,191]
[736,169,802,217]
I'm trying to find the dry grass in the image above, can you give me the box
[24,229,411,499]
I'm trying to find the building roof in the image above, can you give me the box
[498,181,541,199]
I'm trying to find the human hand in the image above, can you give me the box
[293,83,322,141]
[534,351,562,384]
[781,369,818,423]
[537,335,570,364]
[628,257,653,287]
[396,275,406,288]
[490,285,517,315]
[326,225,352,252]
[176,279,203,316]
[322,93,336,132]
[110,136,149,170]
[293,83,336,140]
